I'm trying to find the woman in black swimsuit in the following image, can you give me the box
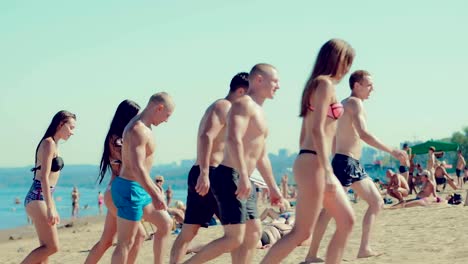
[22,110,76,264]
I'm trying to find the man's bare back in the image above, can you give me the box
[195,99,232,167]
[390,173,409,191]
[191,73,249,198]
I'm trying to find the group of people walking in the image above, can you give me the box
[21,38,409,264]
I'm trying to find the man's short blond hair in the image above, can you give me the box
[248,63,276,82]
[148,92,174,109]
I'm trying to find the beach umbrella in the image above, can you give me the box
[250,169,268,189]
[410,140,459,155]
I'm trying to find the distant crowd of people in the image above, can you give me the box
[374,146,466,209]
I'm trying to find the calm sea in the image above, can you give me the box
[0,185,187,230]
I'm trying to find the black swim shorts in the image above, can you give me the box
[210,165,257,225]
[435,177,447,185]
[332,154,369,187]
[184,165,220,227]
[399,166,408,173]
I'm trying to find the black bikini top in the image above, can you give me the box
[31,156,65,173]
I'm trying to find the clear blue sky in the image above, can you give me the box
[1,0,467,167]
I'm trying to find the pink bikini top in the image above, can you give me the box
[308,103,344,120]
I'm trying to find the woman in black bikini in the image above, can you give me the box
[261,39,355,264]
[85,100,145,264]
[22,110,76,264]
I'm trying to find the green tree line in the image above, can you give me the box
[451,126,468,158]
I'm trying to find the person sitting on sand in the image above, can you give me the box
[390,170,442,209]
[414,170,437,200]
[373,179,386,195]
[386,169,409,205]
[373,179,395,205]
[434,161,457,191]
[187,220,310,254]
[169,200,186,227]
[259,199,294,224]
[153,175,183,225]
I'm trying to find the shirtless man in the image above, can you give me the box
[170,72,249,264]
[415,171,437,199]
[386,169,409,204]
[427,147,436,183]
[111,92,174,264]
[456,150,466,188]
[182,64,282,264]
[434,162,457,191]
[404,143,418,194]
[399,144,410,182]
[306,70,407,260]
[389,170,440,209]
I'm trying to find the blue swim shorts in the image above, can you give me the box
[111,176,152,221]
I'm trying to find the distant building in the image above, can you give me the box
[180,159,194,168]
[278,148,290,159]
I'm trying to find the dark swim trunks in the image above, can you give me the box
[184,165,220,228]
[332,154,369,187]
[456,169,462,177]
[399,166,408,173]
[210,165,257,225]
[24,179,56,207]
[260,231,270,246]
[435,177,447,185]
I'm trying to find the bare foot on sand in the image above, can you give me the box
[357,250,383,258]
[301,257,325,263]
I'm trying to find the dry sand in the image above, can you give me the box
[1,189,468,264]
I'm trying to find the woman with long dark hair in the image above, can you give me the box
[85,100,146,264]
[21,110,76,264]
[261,39,355,264]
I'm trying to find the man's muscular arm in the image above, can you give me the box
[349,98,406,160]
[226,98,251,199]
[196,101,229,196]
[128,125,166,210]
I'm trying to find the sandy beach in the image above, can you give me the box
[1,189,468,264]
